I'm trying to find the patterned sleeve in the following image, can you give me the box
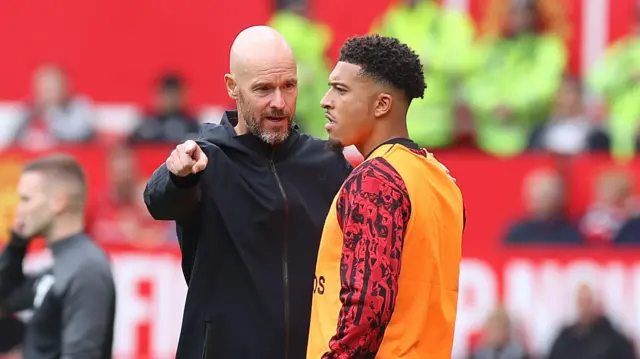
[323,158,411,359]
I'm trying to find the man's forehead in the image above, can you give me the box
[241,57,297,83]
[18,171,45,191]
[329,61,364,82]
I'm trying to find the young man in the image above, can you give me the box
[0,155,116,359]
[307,35,465,359]
[144,26,351,359]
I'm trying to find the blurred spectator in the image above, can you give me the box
[371,0,476,149]
[504,169,583,244]
[90,144,175,247]
[580,170,639,244]
[269,1,331,138]
[588,3,640,159]
[528,75,610,155]
[129,73,200,144]
[464,0,568,157]
[469,307,528,359]
[12,64,95,150]
[615,215,640,244]
[547,283,636,359]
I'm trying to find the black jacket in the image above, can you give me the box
[144,111,351,359]
[548,316,636,359]
[0,233,115,359]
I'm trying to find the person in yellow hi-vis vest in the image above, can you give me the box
[270,3,332,138]
[463,0,568,157]
[308,35,464,359]
[588,5,640,160]
[371,0,475,148]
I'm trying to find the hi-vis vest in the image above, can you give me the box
[307,143,464,358]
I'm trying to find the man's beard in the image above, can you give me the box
[326,136,344,152]
[238,93,292,145]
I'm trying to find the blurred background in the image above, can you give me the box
[0,0,640,358]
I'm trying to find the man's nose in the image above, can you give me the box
[320,92,332,109]
[270,89,286,110]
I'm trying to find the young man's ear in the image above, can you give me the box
[224,74,239,100]
[374,93,393,118]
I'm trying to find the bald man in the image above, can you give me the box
[144,26,351,359]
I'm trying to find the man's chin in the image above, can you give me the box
[15,228,37,240]
[326,137,344,152]
[257,128,290,145]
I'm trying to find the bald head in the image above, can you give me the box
[224,26,299,145]
[229,26,295,81]
[576,283,600,325]
[524,169,564,217]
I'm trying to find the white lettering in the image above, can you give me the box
[631,264,640,347]
[20,249,640,359]
[504,260,565,355]
[111,253,186,359]
[452,259,497,358]
[497,259,638,358]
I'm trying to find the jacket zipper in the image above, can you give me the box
[269,154,290,359]
[202,323,209,359]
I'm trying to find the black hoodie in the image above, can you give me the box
[548,316,636,359]
[144,111,351,359]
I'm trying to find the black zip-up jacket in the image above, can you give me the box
[0,233,115,359]
[144,111,351,359]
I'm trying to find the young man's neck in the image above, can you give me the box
[46,216,85,244]
[356,123,409,159]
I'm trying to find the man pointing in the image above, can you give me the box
[144,26,351,359]
[166,140,207,176]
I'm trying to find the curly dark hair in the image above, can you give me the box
[338,34,426,102]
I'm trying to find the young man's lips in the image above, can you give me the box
[324,113,336,123]
[325,113,337,131]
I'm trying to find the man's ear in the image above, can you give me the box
[50,189,68,215]
[374,93,393,118]
[224,74,238,100]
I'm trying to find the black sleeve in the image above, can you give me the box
[143,163,202,222]
[615,333,637,359]
[60,263,115,359]
[0,234,37,314]
[0,316,25,353]
[143,135,220,223]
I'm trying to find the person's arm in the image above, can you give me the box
[60,263,114,359]
[143,128,214,223]
[323,158,411,358]
[143,163,202,222]
[0,233,36,314]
